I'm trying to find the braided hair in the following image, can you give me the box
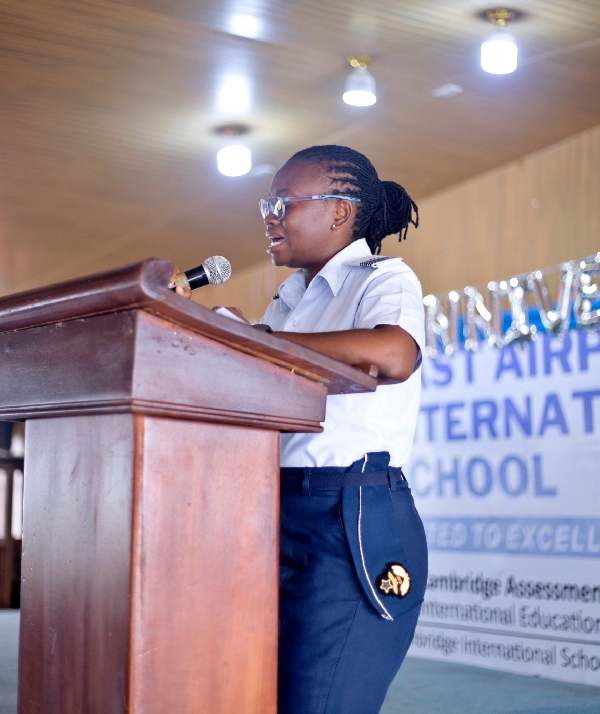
[288,144,418,255]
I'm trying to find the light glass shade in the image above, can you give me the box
[217,145,252,176]
[228,14,261,39]
[217,75,251,114]
[343,67,376,106]
[481,32,518,74]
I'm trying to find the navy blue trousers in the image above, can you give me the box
[278,478,427,714]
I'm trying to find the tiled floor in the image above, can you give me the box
[2,610,599,713]
[384,657,600,714]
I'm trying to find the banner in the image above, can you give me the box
[406,327,600,686]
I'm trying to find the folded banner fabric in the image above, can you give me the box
[406,327,600,686]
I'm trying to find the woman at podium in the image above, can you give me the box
[180,144,427,714]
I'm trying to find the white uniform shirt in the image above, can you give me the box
[261,238,425,468]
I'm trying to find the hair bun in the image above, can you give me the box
[380,180,419,241]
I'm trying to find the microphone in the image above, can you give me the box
[171,256,232,291]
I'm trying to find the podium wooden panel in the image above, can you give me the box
[0,259,377,714]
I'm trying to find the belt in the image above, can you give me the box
[280,466,406,495]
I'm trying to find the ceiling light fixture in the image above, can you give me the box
[480,9,518,74]
[217,75,251,114]
[228,14,261,39]
[215,124,252,177]
[343,56,376,107]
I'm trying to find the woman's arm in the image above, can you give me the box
[276,325,418,383]
[207,305,419,382]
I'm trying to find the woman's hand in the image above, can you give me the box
[169,267,192,300]
[212,306,251,324]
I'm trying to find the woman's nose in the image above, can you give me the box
[264,212,280,226]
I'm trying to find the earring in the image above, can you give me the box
[332,223,336,228]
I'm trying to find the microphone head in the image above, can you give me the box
[202,256,232,285]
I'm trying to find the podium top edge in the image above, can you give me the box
[0,260,378,395]
[0,259,173,334]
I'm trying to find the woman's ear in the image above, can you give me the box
[331,198,354,229]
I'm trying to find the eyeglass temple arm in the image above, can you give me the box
[282,195,361,203]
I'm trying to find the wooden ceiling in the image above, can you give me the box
[0,0,599,295]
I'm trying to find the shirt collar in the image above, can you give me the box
[277,239,373,310]
[316,238,372,296]
[278,271,306,310]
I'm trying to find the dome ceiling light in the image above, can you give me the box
[217,75,251,115]
[215,124,252,177]
[480,8,519,74]
[343,55,376,107]
[228,14,261,40]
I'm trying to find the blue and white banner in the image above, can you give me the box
[406,328,600,686]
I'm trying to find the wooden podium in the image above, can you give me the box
[0,260,377,714]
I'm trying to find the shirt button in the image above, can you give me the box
[292,320,299,327]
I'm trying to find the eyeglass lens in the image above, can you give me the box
[259,197,284,220]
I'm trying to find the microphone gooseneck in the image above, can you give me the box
[172,256,232,291]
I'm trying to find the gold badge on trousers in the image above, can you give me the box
[377,563,411,598]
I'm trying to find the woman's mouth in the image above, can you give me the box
[267,235,285,253]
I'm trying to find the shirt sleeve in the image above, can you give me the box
[353,265,425,353]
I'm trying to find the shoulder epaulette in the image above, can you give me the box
[345,256,401,269]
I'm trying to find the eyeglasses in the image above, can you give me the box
[259,194,360,221]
